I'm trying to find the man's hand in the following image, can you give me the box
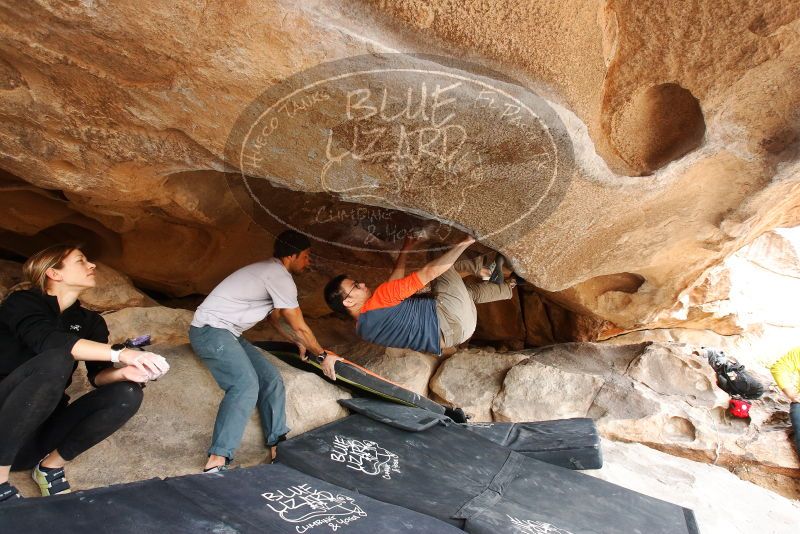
[295,342,307,359]
[401,236,422,251]
[320,351,343,381]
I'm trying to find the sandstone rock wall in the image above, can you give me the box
[0,1,798,331]
[603,228,800,371]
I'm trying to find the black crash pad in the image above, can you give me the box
[464,418,603,470]
[255,340,446,414]
[0,464,463,534]
[339,397,452,431]
[277,414,699,534]
[0,478,228,533]
[338,398,602,469]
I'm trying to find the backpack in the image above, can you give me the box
[705,348,765,400]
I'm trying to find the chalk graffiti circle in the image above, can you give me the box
[225,54,574,254]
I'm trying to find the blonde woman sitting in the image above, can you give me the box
[0,245,169,503]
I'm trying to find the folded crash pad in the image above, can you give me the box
[337,398,602,470]
[277,414,699,534]
[464,418,603,470]
[255,340,447,414]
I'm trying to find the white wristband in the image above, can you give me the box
[110,348,123,363]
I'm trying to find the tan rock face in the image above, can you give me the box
[0,1,798,332]
[429,348,528,421]
[361,347,439,397]
[80,262,157,311]
[9,343,350,495]
[104,306,194,345]
[606,228,800,370]
[492,359,604,422]
[649,229,800,335]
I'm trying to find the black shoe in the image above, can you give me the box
[0,482,22,504]
[445,406,469,423]
[489,254,505,285]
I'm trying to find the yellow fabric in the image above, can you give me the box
[770,347,800,393]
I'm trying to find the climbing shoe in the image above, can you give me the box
[488,254,505,285]
[32,462,71,496]
[0,482,22,504]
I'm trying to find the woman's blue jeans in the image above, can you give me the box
[189,325,289,460]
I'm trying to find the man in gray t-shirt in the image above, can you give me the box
[189,230,340,473]
[192,258,300,337]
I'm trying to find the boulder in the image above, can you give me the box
[532,343,799,496]
[9,343,350,495]
[492,359,604,421]
[80,262,158,311]
[625,343,717,400]
[361,347,439,396]
[429,348,528,421]
[103,306,194,345]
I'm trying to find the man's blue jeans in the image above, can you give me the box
[189,325,289,460]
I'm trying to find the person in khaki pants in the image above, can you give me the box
[323,236,515,357]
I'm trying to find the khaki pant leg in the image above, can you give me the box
[433,267,477,348]
[465,280,513,305]
[453,255,485,277]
